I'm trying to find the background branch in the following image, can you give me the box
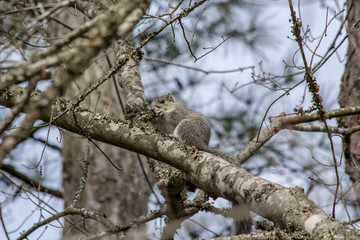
[1,163,63,198]
[236,107,360,164]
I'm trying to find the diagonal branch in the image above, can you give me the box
[0,85,358,239]
[236,106,360,164]
[1,163,63,198]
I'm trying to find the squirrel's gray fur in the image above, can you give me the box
[151,92,211,151]
[151,93,237,163]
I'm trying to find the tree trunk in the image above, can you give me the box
[338,0,360,203]
[47,5,152,239]
[61,88,151,239]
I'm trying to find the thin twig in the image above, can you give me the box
[196,33,236,62]
[0,163,63,198]
[256,79,305,142]
[0,204,10,240]
[191,7,206,44]
[179,18,197,60]
[16,207,115,240]
[72,109,122,171]
[71,145,90,207]
[288,0,340,218]
[309,9,345,68]
[136,154,162,205]
[143,56,254,74]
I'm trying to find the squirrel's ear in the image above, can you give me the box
[167,92,175,101]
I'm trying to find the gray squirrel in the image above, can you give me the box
[150,93,236,162]
[150,92,252,234]
[150,92,211,151]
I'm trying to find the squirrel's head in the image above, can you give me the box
[150,92,177,111]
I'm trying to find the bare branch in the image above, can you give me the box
[16,207,116,240]
[289,124,360,135]
[0,204,11,240]
[1,163,63,198]
[143,56,254,74]
[236,106,360,164]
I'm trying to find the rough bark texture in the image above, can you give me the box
[114,36,148,119]
[338,0,360,203]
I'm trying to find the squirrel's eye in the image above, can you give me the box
[160,100,165,103]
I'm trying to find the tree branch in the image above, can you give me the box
[0,85,358,239]
[289,124,360,135]
[195,230,311,240]
[1,163,63,198]
[16,207,115,240]
[236,107,360,164]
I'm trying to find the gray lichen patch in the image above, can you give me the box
[55,97,71,110]
[107,121,120,131]
[250,183,277,203]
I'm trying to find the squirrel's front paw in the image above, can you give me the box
[151,107,164,117]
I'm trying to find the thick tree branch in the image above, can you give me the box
[0,86,358,239]
[195,230,311,240]
[114,36,147,119]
